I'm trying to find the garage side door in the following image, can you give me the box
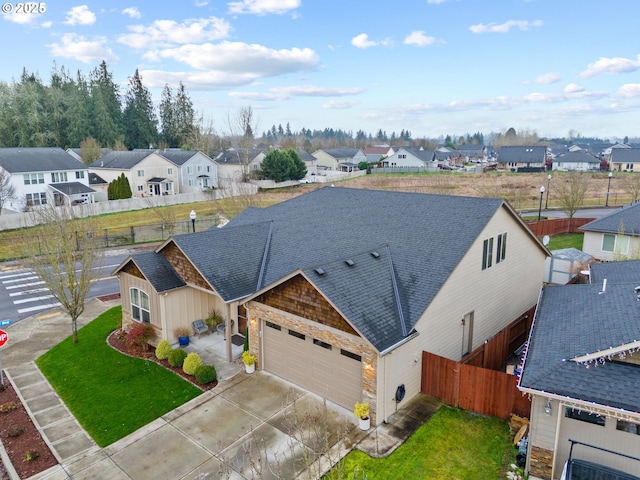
[262,320,363,410]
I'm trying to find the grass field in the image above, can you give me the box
[35,307,202,447]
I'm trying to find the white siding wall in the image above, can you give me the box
[583,231,640,261]
[378,206,547,421]
[529,396,558,450]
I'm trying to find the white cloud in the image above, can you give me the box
[122,7,141,19]
[227,0,301,15]
[404,31,436,46]
[564,83,584,93]
[580,55,640,78]
[469,19,543,34]
[230,85,364,101]
[63,5,96,26]
[195,1,209,6]
[48,33,119,63]
[323,99,357,109]
[524,72,560,84]
[141,42,318,88]
[617,84,640,98]
[2,10,42,24]
[351,33,377,49]
[118,17,231,49]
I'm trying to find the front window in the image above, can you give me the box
[167,167,173,175]
[137,169,144,177]
[51,172,68,182]
[602,234,629,254]
[23,173,44,185]
[75,171,85,179]
[187,166,193,174]
[130,287,150,323]
[165,183,173,192]
[25,193,46,206]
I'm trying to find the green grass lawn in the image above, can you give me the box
[35,307,202,447]
[547,233,583,250]
[327,407,514,480]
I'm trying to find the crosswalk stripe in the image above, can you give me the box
[13,294,55,305]
[18,303,62,314]
[2,275,39,284]
[9,288,49,297]
[6,281,45,290]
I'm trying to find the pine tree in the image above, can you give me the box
[159,84,177,147]
[174,82,194,147]
[123,69,157,150]
[90,61,123,147]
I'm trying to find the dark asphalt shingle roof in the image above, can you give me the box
[48,182,95,195]
[128,251,186,292]
[519,283,640,413]
[610,148,640,164]
[589,260,640,285]
[497,146,546,163]
[158,150,199,165]
[89,151,153,169]
[580,202,640,235]
[0,147,86,173]
[554,151,600,164]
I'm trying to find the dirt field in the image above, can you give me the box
[327,170,630,211]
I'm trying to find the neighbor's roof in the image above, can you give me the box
[554,150,600,164]
[89,151,153,169]
[0,147,86,173]
[158,150,200,165]
[580,202,640,235]
[589,259,640,285]
[519,283,640,414]
[497,146,547,163]
[610,148,640,163]
[48,182,95,195]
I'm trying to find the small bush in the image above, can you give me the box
[24,450,39,462]
[242,351,256,366]
[127,322,156,351]
[183,352,203,375]
[8,425,24,437]
[194,365,217,384]
[168,349,188,367]
[0,401,16,413]
[155,340,172,360]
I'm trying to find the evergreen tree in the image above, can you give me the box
[66,71,92,147]
[122,69,157,149]
[90,61,123,147]
[174,82,194,147]
[159,84,177,147]
[260,149,306,182]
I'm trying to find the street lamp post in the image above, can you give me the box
[605,172,613,207]
[538,186,545,221]
[545,174,551,209]
[189,210,196,233]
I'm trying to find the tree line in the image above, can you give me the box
[0,61,195,158]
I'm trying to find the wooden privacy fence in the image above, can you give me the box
[421,351,531,419]
[526,217,594,237]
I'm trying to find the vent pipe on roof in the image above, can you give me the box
[345,259,355,267]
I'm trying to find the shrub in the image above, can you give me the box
[168,349,188,367]
[8,425,24,437]
[354,402,370,420]
[242,351,256,366]
[0,401,16,413]
[183,352,203,375]
[194,365,217,384]
[155,340,172,360]
[205,308,223,330]
[24,450,39,462]
[126,322,156,351]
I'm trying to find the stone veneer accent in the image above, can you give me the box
[248,302,379,424]
[159,242,211,291]
[528,445,553,480]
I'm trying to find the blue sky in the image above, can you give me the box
[2,0,640,141]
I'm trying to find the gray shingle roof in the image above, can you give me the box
[497,146,546,163]
[48,182,95,195]
[0,147,86,173]
[519,283,640,413]
[580,202,640,235]
[589,259,640,285]
[158,150,199,166]
[129,251,186,292]
[554,151,600,164]
[611,148,640,164]
[89,151,152,169]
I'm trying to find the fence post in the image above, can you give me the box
[130,226,135,244]
[104,229,109,248]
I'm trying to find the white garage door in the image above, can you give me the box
[262,320,363,410]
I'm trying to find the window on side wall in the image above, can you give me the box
[602,234,629,254]
[130,287,150,323]
[496,232,507,263]
[482,237,494,270]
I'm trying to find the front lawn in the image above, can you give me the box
[328,407,514,480]
[36,307,202,447]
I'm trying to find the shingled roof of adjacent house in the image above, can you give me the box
[580,202,640,235]
[89,150,153,169]
[519,283,640,414]
[0,147,85,173]
[497,146,547,163]
[158,150,200,165]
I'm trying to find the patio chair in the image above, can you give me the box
[192,319,209,338]
[216,319,234,337]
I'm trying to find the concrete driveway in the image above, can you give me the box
[54,371,362,479]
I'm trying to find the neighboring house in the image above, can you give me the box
[0,147,94,211]
[603,142,632,157]
[458,144,488,161]
[158,149,218,191]
[214,148,267,182]
[497,146,547,171]
[552,151,601,171]
[89,150,179,197]
[363,146,395,164]
[312,148,367,171]
[113,187,548,425]
[518,261,640,480]
[580,202,640,261]
[381,147,436,168]
[609,148,640,172]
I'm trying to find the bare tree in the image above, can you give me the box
[24,204,104,343]
[79,136,101,165]
[622,174,640,203]
[227,106,260,181]
[553,171,589,219]
[0,168,16,215]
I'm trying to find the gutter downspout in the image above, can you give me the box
[226,302,232,362]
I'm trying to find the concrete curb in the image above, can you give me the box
[0,435,20,480]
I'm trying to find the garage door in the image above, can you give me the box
[262,320,363,410]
